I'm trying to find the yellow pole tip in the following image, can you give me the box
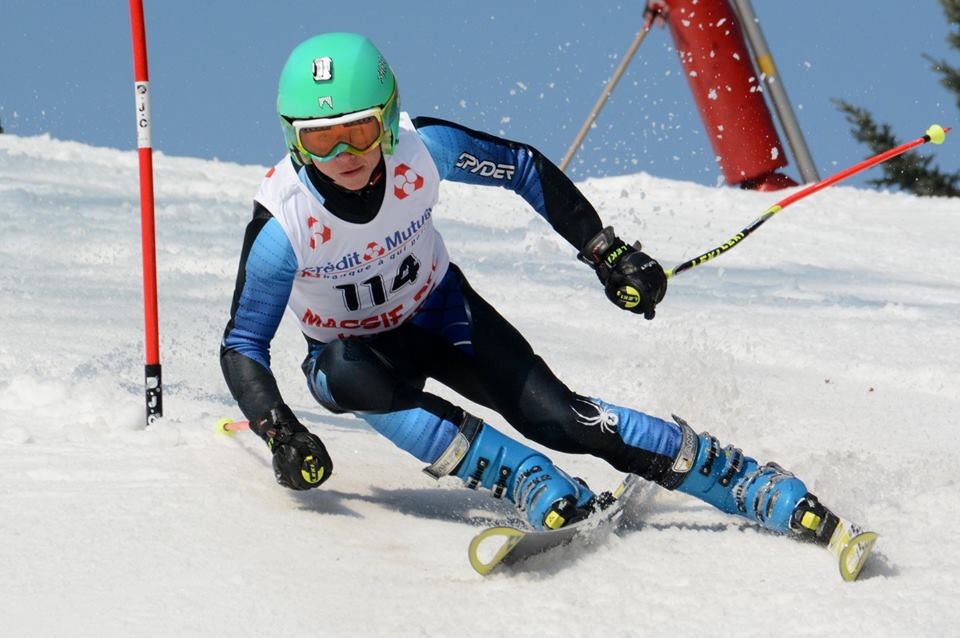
[926,124,947,145]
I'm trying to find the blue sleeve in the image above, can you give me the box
[412,116,604,251]
[222,215,297,368]
[220,206,298,421]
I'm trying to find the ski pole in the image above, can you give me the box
[216,417,249,435]
[665,124,950,279]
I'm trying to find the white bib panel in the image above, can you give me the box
[255,113,450,342]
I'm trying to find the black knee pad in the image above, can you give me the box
[312,339,426,414]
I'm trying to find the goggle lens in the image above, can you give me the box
[297,113,385,161]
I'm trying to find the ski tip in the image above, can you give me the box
[838,531,878,582]
[468,527,525,575]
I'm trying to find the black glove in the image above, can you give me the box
[578,226,667,320]
[252,405,333,490]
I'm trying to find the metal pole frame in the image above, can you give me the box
[730,0,820,184]
[559,9,660,172]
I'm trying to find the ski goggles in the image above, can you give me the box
[292,90,396,162]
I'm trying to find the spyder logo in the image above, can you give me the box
[455,153,516,180]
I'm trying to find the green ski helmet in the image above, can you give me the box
[277,32,400,165]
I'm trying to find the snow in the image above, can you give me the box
[1,132,959,636]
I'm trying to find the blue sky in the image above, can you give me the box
[2,1,957,189]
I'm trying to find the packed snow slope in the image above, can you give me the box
[1,134,958,637]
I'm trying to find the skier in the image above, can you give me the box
[221,33,850,548]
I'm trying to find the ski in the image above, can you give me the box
[827,519,878,582]
[217,416,876,581]
[467,474,647,575]
[793,494,877,581]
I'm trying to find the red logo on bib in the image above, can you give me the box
[363,241,386,262]
[307,216,332,249]
[394,164,424,199]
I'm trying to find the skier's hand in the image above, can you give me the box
[253,405,333,490]
[603,247,667,319]
[578,226,667,320]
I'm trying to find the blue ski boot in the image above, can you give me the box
[424,413,596,530]
[661,416,810,534]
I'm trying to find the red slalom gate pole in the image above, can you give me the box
[666,125,950,279]
[129,0,162,425]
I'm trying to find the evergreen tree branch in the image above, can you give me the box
[833,100,959,197]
